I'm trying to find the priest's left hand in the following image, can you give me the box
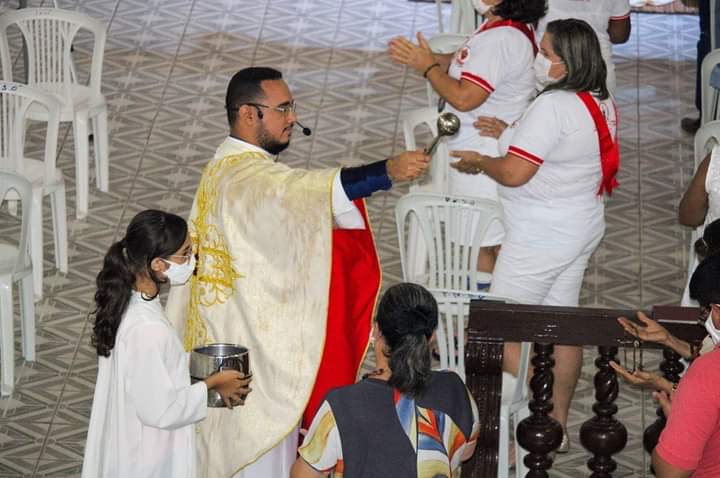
[387,149,431,181]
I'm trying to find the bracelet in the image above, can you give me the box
[423,62,440,78]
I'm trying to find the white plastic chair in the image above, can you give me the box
[701,49,720,125]
[431,288,531,478]
[436,0,478,34]
[402,107,448,193]
[0,172,35,396]
[0,8,109,220]
[425,34,466,108]
[0,81,66,301]
[395,192,502,290]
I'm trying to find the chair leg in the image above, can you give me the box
[498,405,510,478]
[50,184,68,273]
[73,113,90,220]
[30,193,43,301]
[19,274,35,362]
[93,109,109,193]
[0,279,15,396]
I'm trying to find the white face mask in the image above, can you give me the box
[162,254,196,285]
[706,314,720,344]
[534,54,559,90]
[472,0,493,14]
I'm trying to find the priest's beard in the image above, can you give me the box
[257,124,290,156]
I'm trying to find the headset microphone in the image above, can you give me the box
[295,121,312,136]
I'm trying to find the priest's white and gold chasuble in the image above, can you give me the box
[166,137,380,477]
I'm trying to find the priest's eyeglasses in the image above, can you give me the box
[246,100,297,116]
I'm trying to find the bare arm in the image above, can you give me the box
[449,150,539,187]
[290,458,328,478]
[608,17,631,44]
[388,33,490,112]
[652,449,693,478]
[678,154,710,227]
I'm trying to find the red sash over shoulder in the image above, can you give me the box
[479,19,537,56]
[577,91,620,196]
[303,200,381,428]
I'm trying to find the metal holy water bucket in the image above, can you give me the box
[190,343,250,407]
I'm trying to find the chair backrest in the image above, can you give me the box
[425,34,466,108]
[430,288,531,405]
[0,171,32,274]
[0,81,60,184]
[395,192,502,290]
[701,49,720,125]
[448,0,478,34]
[401,107,448,193]
[0,8,106,96]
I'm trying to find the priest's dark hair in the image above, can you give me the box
[90,210,187,357]
[225,67,283,127]
[492,0,547,26]
[540,18,609,100]
[690,253,720,309]
[376,282,439,397]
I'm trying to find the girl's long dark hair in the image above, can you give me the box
[90,210,187,357]
[540,19,609,100]
[376,283,439,397]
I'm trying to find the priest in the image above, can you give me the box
[166,66,430,477]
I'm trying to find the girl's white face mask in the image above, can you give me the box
[162,254,196,286]
[533,53,559,90]
[472,0,494,14]
[706,313,720,344]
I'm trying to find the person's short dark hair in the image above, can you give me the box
[492,0,547,26]
[690,254,720,308]
[376,283,438,397]
[541,19,609,100]
[225,67,283,127]
[695,218,720,260]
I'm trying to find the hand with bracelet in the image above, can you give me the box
[617,311,697,361]
[387,32,440,76]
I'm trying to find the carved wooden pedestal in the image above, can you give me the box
[516,343,563,478]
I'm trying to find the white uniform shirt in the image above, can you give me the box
[446,22,537,148]
[82,292,208,478]
[537,0,631,92]
[498,90,617,211]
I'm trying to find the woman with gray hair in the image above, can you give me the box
[450,19,620,453]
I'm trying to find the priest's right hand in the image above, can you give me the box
[205,370,253,409]
[387,149,431,182]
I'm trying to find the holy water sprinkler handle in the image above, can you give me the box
[424,112,460,156]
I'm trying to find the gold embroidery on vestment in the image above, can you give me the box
[183,153,265,351]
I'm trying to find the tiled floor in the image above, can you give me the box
[0,0,702,476]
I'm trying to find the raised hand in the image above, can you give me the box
[617,311,672,346]
[387,32,436,74]
[387,149,431,181]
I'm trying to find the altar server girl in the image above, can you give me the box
[82,209,251,478]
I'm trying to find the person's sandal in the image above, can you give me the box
[557,431,570,454]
